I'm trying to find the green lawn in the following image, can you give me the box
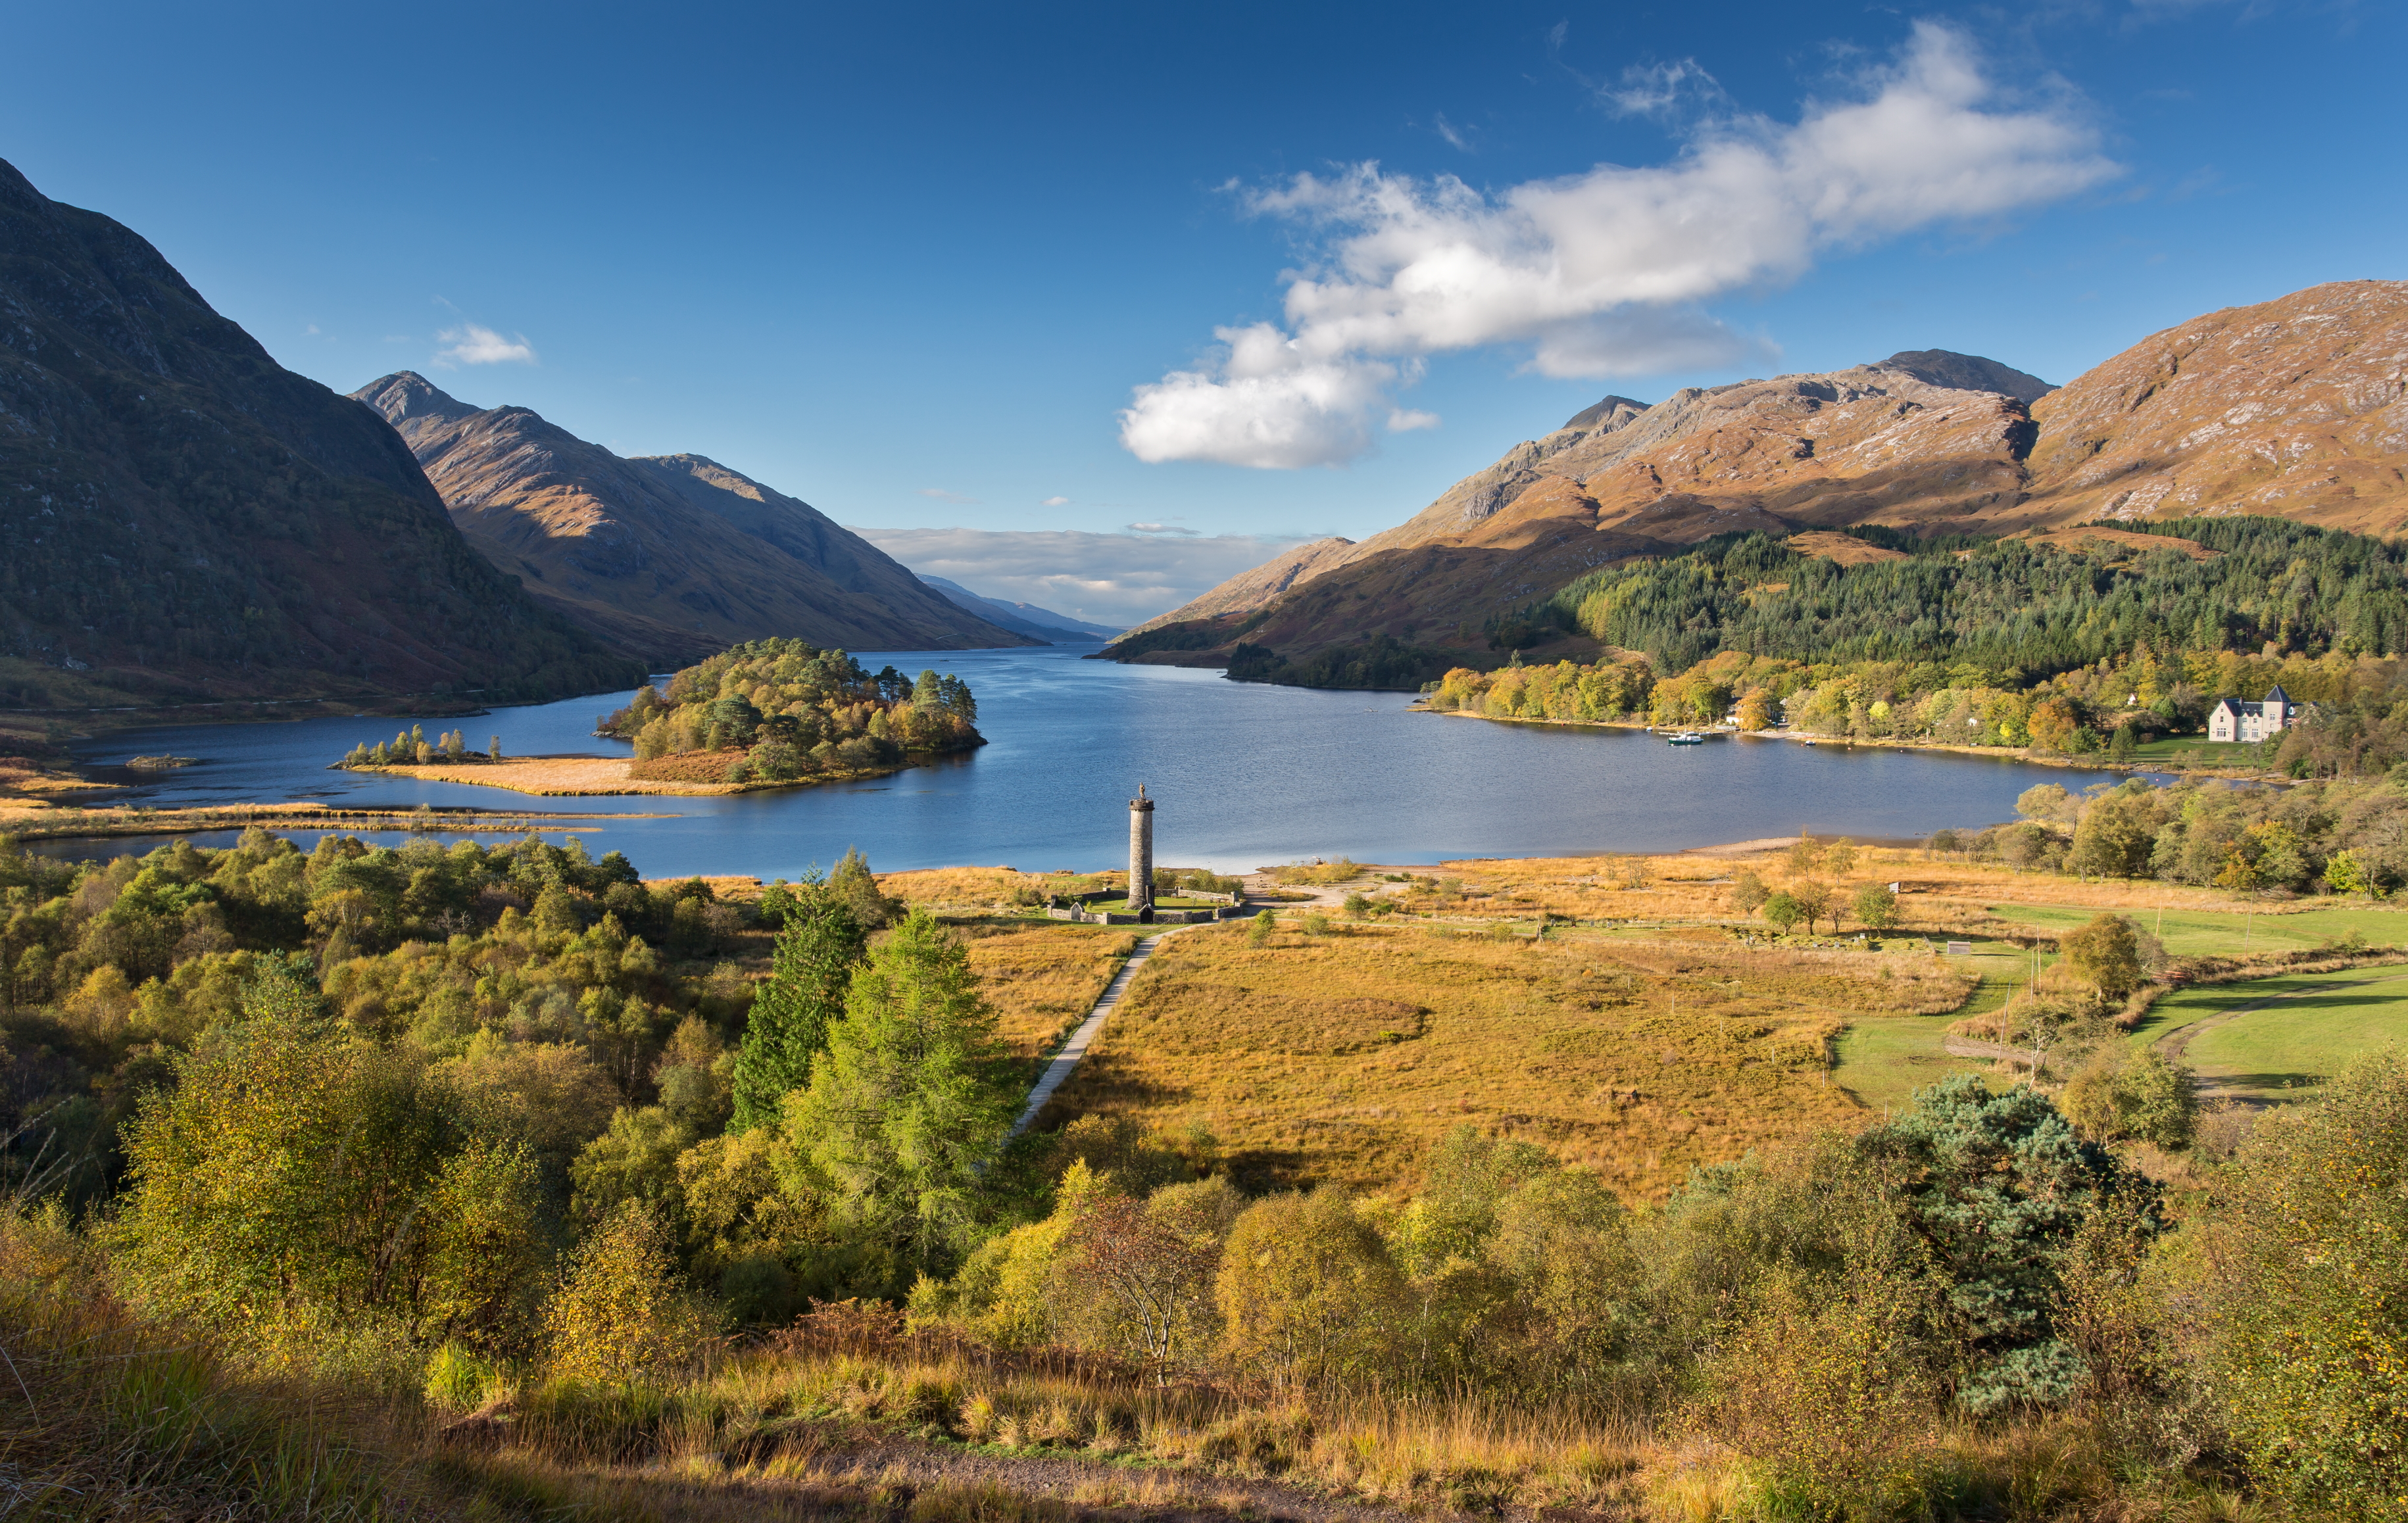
[2121,736,2274,768]
[1832,1016,1988,1117]
[2128,963,2408,1103]
[1986,901,2408,959]
[1831,938,2048,1113]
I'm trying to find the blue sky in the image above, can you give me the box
[6,0,2399,620]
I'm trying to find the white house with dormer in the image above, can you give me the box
[2207,685,2296,743]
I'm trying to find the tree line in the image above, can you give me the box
[1538,516,2408,678]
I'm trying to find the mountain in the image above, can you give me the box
[353,374,1033,666]
[1123,537,1358,637]
[916,577,1121,642]
[1110,285,2408,678]
[0,158,639,712]
[2018,281,2408,531]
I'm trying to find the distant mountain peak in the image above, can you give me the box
[1876,350,2056,403]
[1561,395,1652,432]
[355,370,481,425]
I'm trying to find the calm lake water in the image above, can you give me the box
[54,648,2127,878]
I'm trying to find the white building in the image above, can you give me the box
[2207,685,2296,743]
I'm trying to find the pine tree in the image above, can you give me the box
[729,883,864,1132]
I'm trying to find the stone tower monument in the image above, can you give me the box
[1129,784,1154,921]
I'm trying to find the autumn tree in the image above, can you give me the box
[2060,913,2144,1001]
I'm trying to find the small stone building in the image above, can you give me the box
[2207,685,2296,743]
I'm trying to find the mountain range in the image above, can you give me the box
[916,577,1121,642]
[0,158,641,712]
[352,374,1027,667]
[1114,280,2408,677]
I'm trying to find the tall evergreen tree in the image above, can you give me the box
[727,884,864,1132]
[790,909,1020,1280]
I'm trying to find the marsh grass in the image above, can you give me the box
[950,921,1137,1061]
[1423,848,2315,935]
[1046,921,1969,1196]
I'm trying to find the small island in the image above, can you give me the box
[334,639,984,796]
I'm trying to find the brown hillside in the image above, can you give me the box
[0,158,637,712]
[2021,280,2408,531]
[1116,293,2408,675]
[355,374,1031,667]
[1125,535,1358,635]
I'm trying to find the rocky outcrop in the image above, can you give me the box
[0,159,637,710]
[355,374,1030,665]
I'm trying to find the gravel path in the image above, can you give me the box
[2151,967,2408,1105]
[1012,927,1198,1135]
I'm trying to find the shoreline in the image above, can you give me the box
[0,800,673,844]
[341,750,965,797]
[1422,706,2280,781]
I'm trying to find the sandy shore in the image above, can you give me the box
[353,757,745,796]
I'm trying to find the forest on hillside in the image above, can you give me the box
[597,638,982,785]
[1541,516,2408,677]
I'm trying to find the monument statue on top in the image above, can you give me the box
[1129,784,1154,922]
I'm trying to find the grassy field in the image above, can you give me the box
[2122,736,2273,769]
[948,920,1135,1063]
[1044,919,1970,1199]
[1986,900,2408,958]
[2126,961,2408,1103]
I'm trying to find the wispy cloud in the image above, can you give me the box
[1119,23,2117,470]
[1127,522,1199,536]
[848,527,1317,624]
[1041,495,1071,506]
[434,323,538,367]
[918,487,981,504]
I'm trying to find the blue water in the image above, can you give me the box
[50,648,2127,877]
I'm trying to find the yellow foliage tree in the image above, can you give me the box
[543,1203,716,1384]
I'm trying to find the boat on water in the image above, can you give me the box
[1666,731,1706,746]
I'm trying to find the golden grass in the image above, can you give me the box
[1423,846,2298,933]
[1047,920,1969,1199]
[951,921,1136,1061]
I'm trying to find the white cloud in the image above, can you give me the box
[1127,522,1199,536]
[918,487,981,504]
[1387,408,1441,432]
[1041,495,1072,506]
[1120,23,2116,468]
[434,323,537,367]
[849,526,1317,625]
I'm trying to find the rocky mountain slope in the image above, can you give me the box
[918,577,1119,641]
[1118,283,2408,674]
[355,374,1030,665]
[0,158,639,712]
